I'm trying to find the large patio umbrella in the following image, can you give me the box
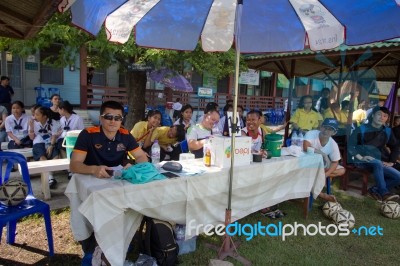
[59,0,400,263]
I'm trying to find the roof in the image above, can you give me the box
[245,41,400,82]
[0,0,59,40]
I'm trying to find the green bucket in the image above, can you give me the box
[264,133,283,157]
[62,130,82,159]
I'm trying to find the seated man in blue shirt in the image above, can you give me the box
[348,106,400,202]
[70,100,148,265]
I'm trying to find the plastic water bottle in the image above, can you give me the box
[298,132,304,150]
[292,132,298,146]
[175,224,185,241]
[151,140,161,164]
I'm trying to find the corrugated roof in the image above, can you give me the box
[0,0,59,39]
[246,41,400,82]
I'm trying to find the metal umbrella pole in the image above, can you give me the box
[206,1,251,265]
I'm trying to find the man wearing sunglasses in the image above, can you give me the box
[70,101,148,262]
[70,100,148,178]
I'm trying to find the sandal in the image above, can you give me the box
[274,209,286,218]
[262,210,276,219]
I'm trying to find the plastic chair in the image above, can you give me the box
[48,87,60,97]
[34,87,47,105]
[179,140,189,153]
[0,152,54,256]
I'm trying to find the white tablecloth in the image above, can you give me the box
[65,154,325,266]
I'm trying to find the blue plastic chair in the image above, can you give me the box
[0,152,54,256]
[34,87,47,105]
[179,140,189,153]
[48,87,60,97]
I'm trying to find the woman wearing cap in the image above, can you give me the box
[303,118,345,202]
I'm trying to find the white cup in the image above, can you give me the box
[307,147,315,154]
[179,153,195,161]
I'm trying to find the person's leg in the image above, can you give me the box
[80,233,97,266]
[356,160,388,196]
[382,166,400,191]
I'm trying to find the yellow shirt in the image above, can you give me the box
[290,108,322,131]
[352,109,367,125]
[323,109,348,128]
[130,121,149,143]
[260,124,273,136]
[151,126,176,146]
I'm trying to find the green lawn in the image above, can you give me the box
[179,189,400,266]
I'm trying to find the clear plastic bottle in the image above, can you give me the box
[298,132,304,150]
[292,132,298,146]
[174,224,185,241]
[151,140,161,164]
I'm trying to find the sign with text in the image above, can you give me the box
[239,69,259,85]
[198,87,213,98]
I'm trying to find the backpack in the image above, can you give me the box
[139,217,179,266]
[359,124,391,145]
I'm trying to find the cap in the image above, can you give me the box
[321,118,338,131]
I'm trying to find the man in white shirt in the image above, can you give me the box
[304,118,345,202]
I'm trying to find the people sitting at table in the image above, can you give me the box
[57,101,85,158]
[196,102,219,124]
[241,110,264,154]
[69,101,148,266]
[348,106,400,202]
[173,104,194,131]
[290,95,322,135]
[29,106,61,189]
[130,109,162,153]
[303,118,346,202]
[5,101,32,149]
[144,124,186,161]
[187,109,220,158]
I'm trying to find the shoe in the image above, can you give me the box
[382,193,399,202]
[81,252,93,266]
[49,178,57,189]
[274,209,286,218]
[367,187,382,201]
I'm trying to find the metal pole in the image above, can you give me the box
[228,0,242,212]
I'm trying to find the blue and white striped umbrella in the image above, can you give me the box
[59,0,400,53]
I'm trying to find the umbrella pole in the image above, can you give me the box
[208,1,251,265]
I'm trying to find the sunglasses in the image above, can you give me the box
[101,114,123,122]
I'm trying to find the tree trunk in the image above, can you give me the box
[125,71,147,130]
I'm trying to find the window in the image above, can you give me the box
[92,69,106,86]
[6,52,22,88]
[40,45,63,84]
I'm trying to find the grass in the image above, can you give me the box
[177,186,400,265]
[2,182,400,265]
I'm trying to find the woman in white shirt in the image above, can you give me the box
[29,106,61,188]
[57,101,85,158]
[5,101,31,149]
[173,104,194,131]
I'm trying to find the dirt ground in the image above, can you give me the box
[0,209,82,266]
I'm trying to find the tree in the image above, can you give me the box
[0,12,242,129]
